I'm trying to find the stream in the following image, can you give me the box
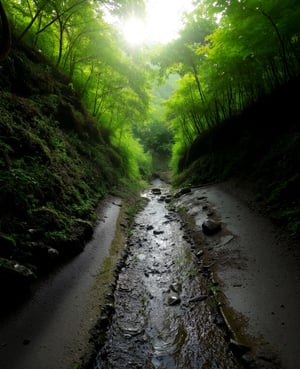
[1,179,297,369]
[93,179,242,369]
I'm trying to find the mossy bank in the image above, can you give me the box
[0,43,136,309]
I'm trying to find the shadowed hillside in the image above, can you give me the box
[174,76,300,238]
[0,44,126,307]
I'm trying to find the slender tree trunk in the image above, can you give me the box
[191,62,206,104]
[181,116,193,143]
[56,17,64,67]
[17,1,48,42]
[0,1,11,61]
[260,9,292,81]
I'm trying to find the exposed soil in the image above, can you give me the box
[176,181,300,369]
[0,196,122,369]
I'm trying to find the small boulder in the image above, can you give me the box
[167,294,181,306]
[202,219,221,235]
[165,195,172,203]
[151,188,162,195]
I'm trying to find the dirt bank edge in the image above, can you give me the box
[174,183,294,369]
[76,195,148,369]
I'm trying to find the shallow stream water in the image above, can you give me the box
[94,180,242,369]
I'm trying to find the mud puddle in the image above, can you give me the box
[93,181,243,369]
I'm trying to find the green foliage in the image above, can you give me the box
[0,45,132,272]
[151,0,300,172]
[1,0,299,275]
[112,131,152,181]
[132,73,177,175]
[4,0,152,179]
[172,76,300,238]
[134,120,173,157]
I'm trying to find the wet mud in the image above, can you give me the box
[176,184,300,369]
[0,196,122,369]
[93,181,243,369]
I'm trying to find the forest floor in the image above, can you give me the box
[0,179,299,369]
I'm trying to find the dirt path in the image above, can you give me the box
[0,196,122,369]
[177,183,300,369]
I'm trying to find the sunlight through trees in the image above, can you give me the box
[2,0,300,176]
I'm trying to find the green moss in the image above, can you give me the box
[0,47,127,275]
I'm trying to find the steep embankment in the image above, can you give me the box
[0,44,124,308]
[175,77,300,239]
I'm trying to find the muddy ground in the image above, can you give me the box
[180,181,300,369]
[88,178,300,369]
[92,181,242,369]
[0,196,123,369]
[0,180,299,369]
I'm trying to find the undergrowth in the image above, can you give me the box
[172,78,300,239]
[0,44,149,306]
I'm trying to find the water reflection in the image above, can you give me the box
[94,182,242,369]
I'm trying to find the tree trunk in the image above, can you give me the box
[0,1,11,61]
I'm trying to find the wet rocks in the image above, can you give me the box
[170,282,182,293]
[202,218,222,235]
[13,263,36,279]
[151,188,162,195]
[188,294,209,303]
[166,282,182,306]
[0,258,36,283]
[196,250,204,258]
[158,194,172,203]
[164,195,172,203]
[167,294,181,306]
[174,187,192,198]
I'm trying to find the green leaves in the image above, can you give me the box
[150,0,300,173]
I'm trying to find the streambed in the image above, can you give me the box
[93,181,243,369]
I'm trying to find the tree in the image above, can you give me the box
[0,1,11,61]
[153,0,300,173]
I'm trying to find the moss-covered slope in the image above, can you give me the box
[0,44,124,304]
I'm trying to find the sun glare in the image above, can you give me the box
[123,18,146,45]
[121,0,195,46]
